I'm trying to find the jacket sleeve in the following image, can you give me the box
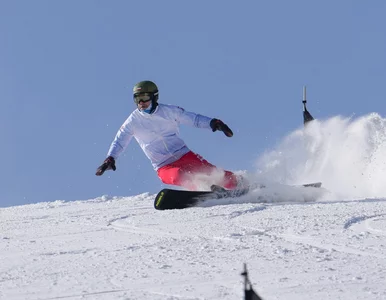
[106,118,134,159]
[174,106,212,129]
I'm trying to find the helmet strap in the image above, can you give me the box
[149,93,158,114]
[149,100,158,114]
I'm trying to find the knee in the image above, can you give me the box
[158,168,184,185]
[223,171,238,190]
[169,169,184,185]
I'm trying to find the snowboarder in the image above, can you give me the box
[96,80,243,191]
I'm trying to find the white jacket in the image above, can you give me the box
[107,103,213,170]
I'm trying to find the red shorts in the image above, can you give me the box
[157,151,238,190]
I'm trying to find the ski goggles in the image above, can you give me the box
[133,92,152,104]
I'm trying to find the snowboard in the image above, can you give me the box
[154,182,322,210]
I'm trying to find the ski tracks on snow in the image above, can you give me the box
[2,192,386,299]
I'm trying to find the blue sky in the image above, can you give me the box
[1,1,386,207]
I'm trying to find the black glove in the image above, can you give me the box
[95,156,116,176]
[210,118,233,137]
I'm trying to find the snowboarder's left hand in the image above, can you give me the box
[95,156,116,176]
[210,119,233,137]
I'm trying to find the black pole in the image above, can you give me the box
[303,86,314,125]
[241,264,264,300]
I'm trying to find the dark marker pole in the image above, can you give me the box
[303,86,314,125]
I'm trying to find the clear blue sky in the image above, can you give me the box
[1,1,386,207]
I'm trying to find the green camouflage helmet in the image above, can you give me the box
[133,80,159,96]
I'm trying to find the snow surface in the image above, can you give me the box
[1,114,386,300]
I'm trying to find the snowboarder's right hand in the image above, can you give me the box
[96,156,116,176]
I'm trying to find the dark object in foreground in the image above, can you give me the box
[241,263,264,300]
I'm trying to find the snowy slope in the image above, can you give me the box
[1,194,385,300]
[1,114,386,300]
